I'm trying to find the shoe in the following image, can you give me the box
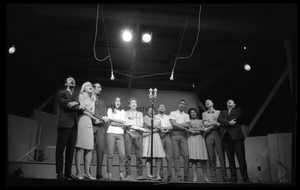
[75,173,83,180]
[136,175,144,180]
[223,176,230,182]
[65,173,77,180]
[211,176,218,182]
[96,174,104,180]
[56,173,66,180]
[175,176,182,182]
[204,177,211,182]
[83,173,96,180]
[167,177,173,182]
[126,174,132,181]
[229,178,237,183]
[183,178,189,182]
[120,172,126,180]
[243,178,253,183]
[147,174,154,178]
[107,172,114,180]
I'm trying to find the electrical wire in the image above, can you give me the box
[93,4,110,62]
[171,4,202,75]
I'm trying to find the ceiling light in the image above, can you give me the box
[141,32,152,44]
[244,63,251,71]
[121,30,132,42]
[8,44,16,54]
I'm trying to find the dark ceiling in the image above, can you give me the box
[6,3,297,136]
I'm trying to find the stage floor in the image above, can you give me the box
[6,176,293,187]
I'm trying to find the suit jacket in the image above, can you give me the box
[217,108,245,140]
[57,89,83,129]
[93,98,107,133]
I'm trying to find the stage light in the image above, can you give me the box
[121,30,132,42]
[141,32,152,44]
[244,63,251,71]
[8,44,16,54]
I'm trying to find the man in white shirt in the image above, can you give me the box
[156,103,174,182]
[202,99,228,182]
[170,100,191,182]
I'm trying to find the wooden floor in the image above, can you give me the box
[6,176,293,187]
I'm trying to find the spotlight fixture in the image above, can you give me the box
[244,63,251,71]
[8,44,16,54]
[121,29,133,42]
[141,32,152,44]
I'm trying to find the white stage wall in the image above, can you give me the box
[8,114,38,162]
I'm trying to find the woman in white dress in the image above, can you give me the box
[142,106,165,180]
[187,108,210,182]
[75,81,101,180]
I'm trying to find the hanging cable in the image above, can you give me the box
[170,4,202,80]
[93,4,110,62]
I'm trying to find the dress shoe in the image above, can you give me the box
[223,176,230,182]
[65,173,77,180]
[83,173,96,180]
[229,179,237,183]
[210,176,218,182]
[57,173,66,180]
[96,174,104,180]
[174,176,182,182]
[243,178,253,183]
[167,177,173,182]
[183,177,189,182]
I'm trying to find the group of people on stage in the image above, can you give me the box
[55,76,252,183]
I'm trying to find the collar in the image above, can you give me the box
[207,109,215,114]
[67,89,73,95]
[177,109,184,114]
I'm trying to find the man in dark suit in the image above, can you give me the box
[217,99,252,183]
[92,83,109,180]
[55,76,85,180]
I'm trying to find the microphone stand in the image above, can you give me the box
[149,88,157,176]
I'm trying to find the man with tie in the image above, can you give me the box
[202,99,228,182]
[55,76,85,180]
[92,83,109,180]
[217,99,252,183]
